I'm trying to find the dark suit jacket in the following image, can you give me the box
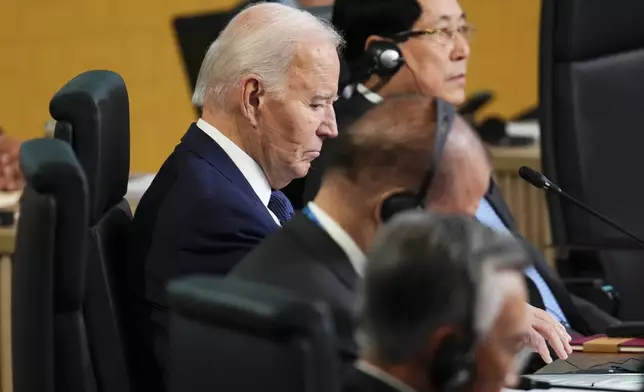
[485,181,619,335]
[229,213,359,363]
[130,123,280,379]
[343,367,403,392]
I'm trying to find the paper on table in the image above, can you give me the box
[504,374,643,392]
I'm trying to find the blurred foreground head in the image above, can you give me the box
[354,211,530,392]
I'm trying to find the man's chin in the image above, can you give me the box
[445,89,467,106]
[294,161,312,178]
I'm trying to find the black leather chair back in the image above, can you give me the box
[167,277,340,392]
[539,0,644,319]
[49,70,135,390]
[13,139,90,392]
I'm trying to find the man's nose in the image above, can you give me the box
[318,105,338,138]
[451,33,471,61]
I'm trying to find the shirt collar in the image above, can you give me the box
[356,83,384,104]
[306,202,366,275]
[196,118,272,207]
[355,360,417,392]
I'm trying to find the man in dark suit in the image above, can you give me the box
[130,2,343,380]
[345,212,531,392]
[230,95,572,367]
[282,0,617,340]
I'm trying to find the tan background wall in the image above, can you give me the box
[0,0,541,172]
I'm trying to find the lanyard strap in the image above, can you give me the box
[301,205,321,226]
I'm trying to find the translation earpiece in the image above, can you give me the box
[365,41,405,77]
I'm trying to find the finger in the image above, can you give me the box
[529,329,552,364]
[532,319,568,360]
[532,310,573,352]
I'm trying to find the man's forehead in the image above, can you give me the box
[287,42,339,94]
[415,0,465,26]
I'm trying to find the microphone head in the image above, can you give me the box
[518,166,547,189]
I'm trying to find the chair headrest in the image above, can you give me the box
[168,276,335,339]
[19,138,89,310]
[548,0,644,61]
[49,70,130,223]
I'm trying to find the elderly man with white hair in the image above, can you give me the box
[129,2,342,384]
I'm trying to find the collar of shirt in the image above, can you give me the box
[306,202,366,275]
[355,360,417,392]
[475,198,510,234]
[356,83,384,104]
[196,119,279,224]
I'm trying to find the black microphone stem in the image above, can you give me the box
[554,190,644,248]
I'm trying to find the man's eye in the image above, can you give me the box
[310,104,324,109]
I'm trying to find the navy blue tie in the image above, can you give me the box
[268,190,294,224]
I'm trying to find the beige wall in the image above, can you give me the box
[0,0,541,172]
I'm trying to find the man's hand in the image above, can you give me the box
[525,304,572,363]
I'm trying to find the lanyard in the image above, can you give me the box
[301,206,321,226]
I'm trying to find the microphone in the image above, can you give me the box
[518,166,644,249]
[515,376,633,391]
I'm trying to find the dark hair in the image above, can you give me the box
[324,94,438,193]
[332,0,422,74]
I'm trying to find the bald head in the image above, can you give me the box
[325,95,438,194]
[324,95,490,214]
[429,115,491,215]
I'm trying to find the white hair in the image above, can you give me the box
[191,2,344,108]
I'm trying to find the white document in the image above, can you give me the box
[504,374,643,392]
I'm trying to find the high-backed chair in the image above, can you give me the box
[167,276,341,392]
[539,0,644,320]
[49,70,136,390]
[12,138,90,392]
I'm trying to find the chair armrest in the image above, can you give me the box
[563,278,620,317]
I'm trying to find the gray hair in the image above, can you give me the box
[191,2,344,108]
[355,211,530,364]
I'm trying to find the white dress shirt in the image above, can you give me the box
[306,202,366,275]
[355,360,417,392]
[196,118,280,225]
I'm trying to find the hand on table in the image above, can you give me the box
[525,304,573,363]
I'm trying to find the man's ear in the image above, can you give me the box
[364,34,387,51]
[240,75,265,127]
[419,324,459,366]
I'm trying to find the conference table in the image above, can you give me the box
[0,145,555,392]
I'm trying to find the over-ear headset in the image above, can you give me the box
[379,98,456,222]
[364,40,405,78]
[428,258,478,392]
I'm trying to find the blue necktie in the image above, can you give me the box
[268,190,294,224]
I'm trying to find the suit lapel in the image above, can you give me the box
[487,180,592,334]
[485,180,518,231]
[285,214,358,291]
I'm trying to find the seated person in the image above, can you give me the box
[230,95,571,368]
[0,126,23,191]
[283,0,617,339]
[129,2,343,379]
[345,211,532,392]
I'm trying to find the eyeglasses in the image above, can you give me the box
[392,23,476,45]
